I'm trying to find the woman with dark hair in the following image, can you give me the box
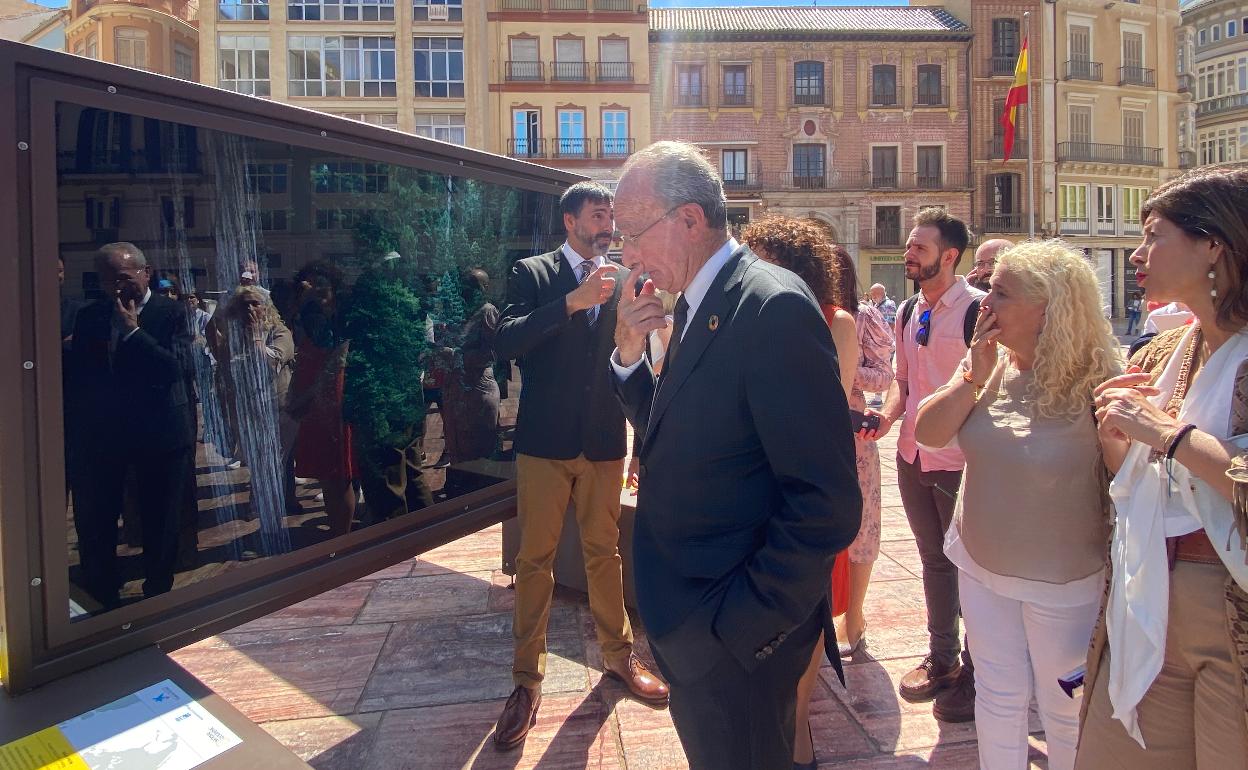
[287,260,357,537]
[742,215,859,770]
[1075,165,1248,768]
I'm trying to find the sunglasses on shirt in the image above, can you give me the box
[915,309,932,346]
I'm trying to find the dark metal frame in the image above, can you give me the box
[0,39,581,694]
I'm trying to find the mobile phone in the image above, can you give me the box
[849,409,881,433]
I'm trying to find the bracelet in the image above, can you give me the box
[962,369,985,398]
[1164,423,1198,460]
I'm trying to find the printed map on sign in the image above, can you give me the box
[0,680,241,770]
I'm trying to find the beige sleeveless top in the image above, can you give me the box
[955,362,1110,585]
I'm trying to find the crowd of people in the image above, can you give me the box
[490,150,1248,770]
[59,144,1248,769]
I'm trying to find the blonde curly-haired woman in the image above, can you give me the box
[914,241,1122,770]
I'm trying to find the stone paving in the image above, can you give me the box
[171,424,1055,769]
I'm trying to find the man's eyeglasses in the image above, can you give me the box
[614,205,681,248]
[915,309,932,347]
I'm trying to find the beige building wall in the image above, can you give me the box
[486,0,650,182]
[1180,0,1248,167]
[200,0,488,146]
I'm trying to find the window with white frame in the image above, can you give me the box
[1096,185,1114,227]
[1069,105,1092,145]
[1200,29,1208,46]
[1239,57,1247,91]
[512,109,540,156]
[414,37,464,98]
[314,162,389,193]
[338,112,399,128]
[1230,20,1239,37]
[1214,25,1222,42]
[414,113,466,144]
[288,35,396,97]
[86,32,97,58]
[219,0,269,20]
[413,0,462,21]
[115,28,149,71]
[174,42,195,81]
[601,110,629,156]
[1123,187,1148,224]
[722,149,748,184]
[219,35,271,96]
[288,0,393,21]
[556,109,586,157]
[1059,183,1087,224]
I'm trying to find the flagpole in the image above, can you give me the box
[1024,11,1035,239]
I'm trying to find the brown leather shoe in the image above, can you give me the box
[604,653,670,706]
[493,685,541,750]
[898,655,961,703]
[932,666,976,723]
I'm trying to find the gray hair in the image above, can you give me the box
[95,242,148,269]
[620,141,727,230]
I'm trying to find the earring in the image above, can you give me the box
[1210,266,1218,301]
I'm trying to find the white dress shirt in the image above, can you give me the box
[561,242,605,275]
[611,237,739,379]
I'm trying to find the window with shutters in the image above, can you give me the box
[598,39,630,81]
[1123,110,1145,162]
[875,206,901,246]
[987,174,1019,214]
[871,65,897,106]
[871,146,898,187]
[792,144,826,188]
[115,28,149,71]
[916,65,943,105]
[507,38,540,81]
[1122,32,1143,69]
[553,38,586,82]
[1069,106,1092,145]
[917,146,942,188]
[992,19,1020,59]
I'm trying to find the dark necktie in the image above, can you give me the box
[662,294,689,375]
[579,259,598,326]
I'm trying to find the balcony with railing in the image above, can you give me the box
[498,0,636,9]
[1064,60,1103,82]
[869,90,900,108]
[981,213,1033,234]
[597,137,634,159]
[793,88,825,106]
[594,0,632,9]
[987,55,1018,77]
[1119,66,1156,87]
[505,60,543,81]
[913,84,948,107]
[551,137,592,159]
[720,84,753,107]
[1058,141,1162,166]
[1197,93,1248,117]
[723,170,971,192]
[506,138,546,159]
[674,88,706,107]
[500,0,541,9]
[1178,72,1194,93]
[860,228,903,248]
[551,60,590,82]
[723,173,762,192]
[989,135,1029,159]
[1179,149,1197,169]
[548,0,586,8]
[871,171,971,190]
[596,61,633,82]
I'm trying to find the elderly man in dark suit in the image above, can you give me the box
[67,242,194,611]
[491,181,669,751]
[611,142,862,769]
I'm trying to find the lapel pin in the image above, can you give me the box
[708,315,720,331]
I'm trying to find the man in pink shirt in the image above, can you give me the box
[862,208,983,723]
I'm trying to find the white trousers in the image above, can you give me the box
[958,569,1100,770]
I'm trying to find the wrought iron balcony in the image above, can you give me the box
[551,60,590,81]
[1064,59,1103,82]
[500,0,541,9]
[1178,72,1194,93]
[675,88,706,107]
[989,135,1029,159]
[1058,141,1162,166]
[506,138,545,159]
[720,84,752,107]
[551,137,591,159]
[987,55,1018,77]
[982,213,1034,234]
[792,89,825,106]
[1179,149,1197,169]
[860,228,903,247]
[549,0,586,9]
[597,137,634,159]
[913,84,948,107]
[1197,93,1248,118]
[594,0,632,9]
[870,90,900,108]
[723,174,762,192]
[1119,66,1156,87]
[505,60,543,81]
[596,61,633,82]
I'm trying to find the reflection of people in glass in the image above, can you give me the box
[66,242,194,610]
[433,268,500,465]
[287,261,357,537]
[342,258,434,521]
[206,286,296,534]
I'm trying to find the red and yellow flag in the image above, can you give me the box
[1000,37,1029,162]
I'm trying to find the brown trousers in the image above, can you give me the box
[1075,561,1248,770]
[512,453,632,688]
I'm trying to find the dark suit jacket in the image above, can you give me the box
[67,293,195,454]
[495,249,626,461]
[615,246,862,686]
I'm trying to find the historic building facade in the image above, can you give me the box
[64,0,199,80]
